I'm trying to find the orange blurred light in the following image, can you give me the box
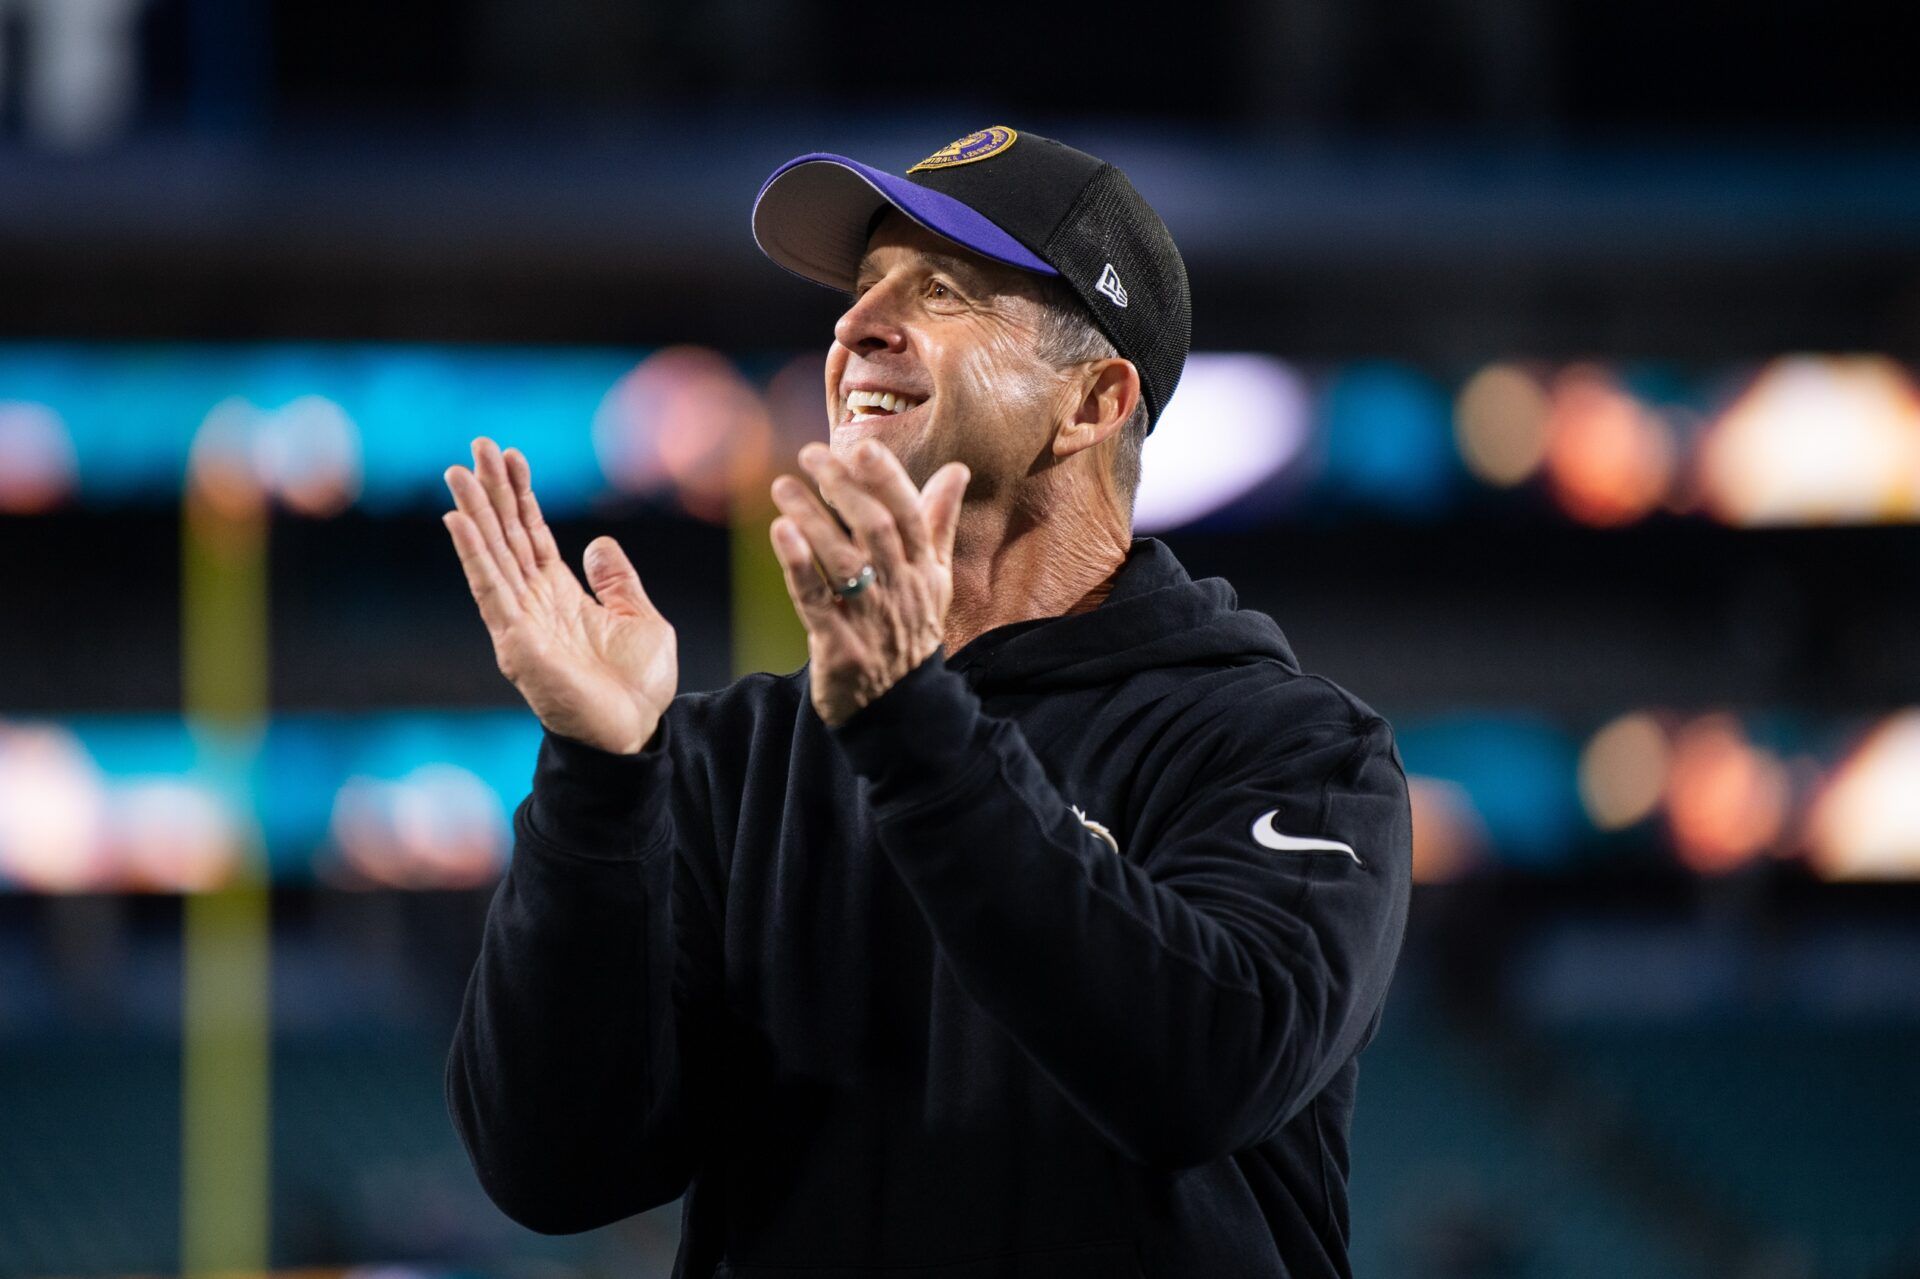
[255,395,362,517]
[188,398,271,518]
[1407,775,1487,883]
[1663,713,1789,874]
[1806,710,1920,879]
[767,350,833,460]
[189,396,363,518]
[1698,355,1920,526]
[1455,363,1551,487]
[1541,365,1677,526]
[0,401,78,513]
[593,346,774,522]
[1578,711,1671,830]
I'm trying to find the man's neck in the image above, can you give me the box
[943,499,1132,655]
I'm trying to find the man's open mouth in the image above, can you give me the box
[844,389,927,424]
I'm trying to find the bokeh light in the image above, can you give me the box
[253,394,363,517]
[1578,711,1672,831]
[1319,362,1458,514]
[187,391,364,518]
[0,400,79,512]
[1393,715,1584,868]
[593,346,774,522]
[1663,714,1790,874]
[109,779,242,892]
[765,350,833,466]
[1806,710,1920,880]
[1455,363,1552,487]
[1407,775,1488,883]
[0,723,110,891]
[329,764,509,890]
[1135,354,1310,531]
[1699,355,1920,526]
[1541,365,1677,526]
[188,397,271,517]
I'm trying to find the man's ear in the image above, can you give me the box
[1053,358,1142,460]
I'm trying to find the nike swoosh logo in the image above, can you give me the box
[1251,810,1361,864]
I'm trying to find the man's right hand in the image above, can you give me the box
[443,437,678,755]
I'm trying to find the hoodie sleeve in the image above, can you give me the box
[830,652,1412,1171]
[444,713,716,1233]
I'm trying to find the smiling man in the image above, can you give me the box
[442,127,1412,1278]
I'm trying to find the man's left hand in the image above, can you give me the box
[769,439,970,727]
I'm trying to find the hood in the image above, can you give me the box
[946,537,1298,695]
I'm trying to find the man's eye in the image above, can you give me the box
[927,280,954,299]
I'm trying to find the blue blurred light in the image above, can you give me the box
[1317,361,1460,515]
[0,343,641,513]
[6,710,544,889]
[1395,713,1585,866]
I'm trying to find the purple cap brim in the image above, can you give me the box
[752,152,1058,292]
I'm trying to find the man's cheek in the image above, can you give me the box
[822,347,847,422]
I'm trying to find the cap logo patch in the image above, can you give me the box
[1094,262,1129,307]
[907,125,1018,173]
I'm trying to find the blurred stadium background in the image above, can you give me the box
[2,1,1919,1276]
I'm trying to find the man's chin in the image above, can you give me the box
[830,418,937,485]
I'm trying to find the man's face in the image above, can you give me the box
[823,210,1071,493]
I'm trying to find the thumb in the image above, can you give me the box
[583,536,652,615]
[920,462,971,564]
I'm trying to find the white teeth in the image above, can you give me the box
[845,389,922,418]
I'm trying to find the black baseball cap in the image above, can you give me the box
[752,126,1191,430]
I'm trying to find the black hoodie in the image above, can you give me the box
[447,536,1413,1279]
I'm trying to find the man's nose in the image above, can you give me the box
[833,283,908,355]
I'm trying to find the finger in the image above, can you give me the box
[445,464,529,599]
[504,447,562,570]
[920,462,971,566]
[799,444,907,576]
[845,439,930,561]
[473,438,541,583]
[770,515,859,633]
[582,535,655,618]
[770,472,865,585]
[442,510,521,635]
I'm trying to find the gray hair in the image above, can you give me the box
[1031,277,1150,514]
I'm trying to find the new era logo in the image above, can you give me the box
[1094,262,1129,307]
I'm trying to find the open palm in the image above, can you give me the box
[442,438,677,755]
